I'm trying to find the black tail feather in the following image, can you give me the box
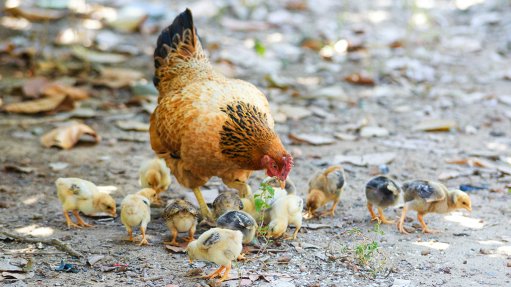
[153,8,196,86]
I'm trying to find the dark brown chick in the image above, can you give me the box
[365,176,401,224]
[212,192,243,219]
[162,199,199,246]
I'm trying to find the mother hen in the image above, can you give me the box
[150,9,293,221]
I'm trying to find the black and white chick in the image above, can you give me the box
[365,176,401,224]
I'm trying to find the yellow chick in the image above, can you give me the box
[55,178,117,228]
[397,180,472,234]
[186,228,243,282]
[241,177,295,220]
[305,165,346,219]
[267,194,303,240]
[139,158,171,205]
[162,199,199,246]
[120,188,157,245]
[212,192,243,219]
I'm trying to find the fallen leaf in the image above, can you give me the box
[437,170,470,181]
[277,256,291,264]
[165,245,185,253]
[87,255,105,266]
[6,6,65,21]
[359,126,389,138]
[72,46,127,64]
[332,152,396,166]
[116,120,149,131]
[278,105,312,120]
[344,73,375,86]
[40,122,100,149]
[446,158,496,168]
[334,132,357,141]
[22,77,49,98]
[413,119,457,132]
[4,164,34,174]
[107,6,148,33]
[288,133,336,145]
[3,94,74,114]
[43,83,89,100]
[185,268,203,277]
[0,261,23,272]
[304,223,330,230]
[1,271,34,280]
[94,68,144,89]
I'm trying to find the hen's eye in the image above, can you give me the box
[272,163,277,169]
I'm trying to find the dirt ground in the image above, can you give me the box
[1,0,511,286]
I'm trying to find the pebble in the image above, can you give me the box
[421,249,430,256]
[392,279,412,287]
[480,248,493,255]
[507,261,511,267]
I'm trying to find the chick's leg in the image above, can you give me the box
[63,211,80,228]
[72,210,92,227]
[397,205,409,234]
[219,263,231,282]
[367,203,379,222]
[203,266,225,279]
[377,208,395,224]
[184,225,196,243]
[418,213,438,233]
[138,226,149,246]
[192,188,214,222]
[127,227,134,242]
[163,226,179,246]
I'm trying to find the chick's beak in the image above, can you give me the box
[466,206,472,212]
[110,210,117,217]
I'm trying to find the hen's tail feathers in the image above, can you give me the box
[153,8,209,87]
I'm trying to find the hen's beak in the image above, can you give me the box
[189,257,193,263]
[279,180,286,189]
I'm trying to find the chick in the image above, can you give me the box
[56,178,117,228]
[162,199,199,246]
[241,177,295,221]
[365,176,401,224]
[139,158,171,205]
[187,228,243,282]
[267,194,303,240]
[212,192,243,219]
[120,188,157,245]
[216,210,257,244]
[304,166,346,219]
[397,180,472,234]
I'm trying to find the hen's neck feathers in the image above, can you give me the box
[219,101,286,170]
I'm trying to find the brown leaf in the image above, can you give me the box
[22,77,49,98]
[3,95,74,114]
[5,7,65,22]
[446,158,496,168]
[164,245,185,253]
[3,164,34,174]
[43,83,89,100]
[94,68,144,89]
[185,268,203,277]
[413,119,457,132]
[40,122,100,149]
[277,256,291,264]
[344,73,375,86]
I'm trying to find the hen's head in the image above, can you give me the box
[262,154,293,185]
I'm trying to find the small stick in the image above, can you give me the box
[0,228,83,258]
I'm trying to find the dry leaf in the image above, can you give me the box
[359,126,389,138]
[288,133,336,145]
[94,68,144,89]
[3,95,74,114]
[43,83,89,100]
[40,123,100,149]
[116,120,149,131]
[22,77,49,98]
[446,158,496,168]
[413,119,457,132]
[6,6,65,21]
[332,152,396,166]
[72,46,127,64]
[344,73,375,86]
[164,245,185,253]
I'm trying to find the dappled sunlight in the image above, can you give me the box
[455,0,485,10]
[15,224,54,237]
[413,241,450,250]
[444,212,484,229]
[22,194,44,205]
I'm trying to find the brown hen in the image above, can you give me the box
[150,9,293,221]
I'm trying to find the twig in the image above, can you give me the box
[0,228,83,258]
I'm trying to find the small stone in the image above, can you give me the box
[480,248,493,255]
[392,279,412,287]
[507,261,511,267]
[421,249,430,256]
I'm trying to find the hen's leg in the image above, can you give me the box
[203,266,225,279]
[367,203,379,222]
[225,181,252,198]
[72,210,92,227]
[418,213,437,233]
[63,211,80,228]
[193,188,214,222]
[397,205,409,234]
[377,208,395,224]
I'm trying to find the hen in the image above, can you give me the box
[150,9,293,221]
